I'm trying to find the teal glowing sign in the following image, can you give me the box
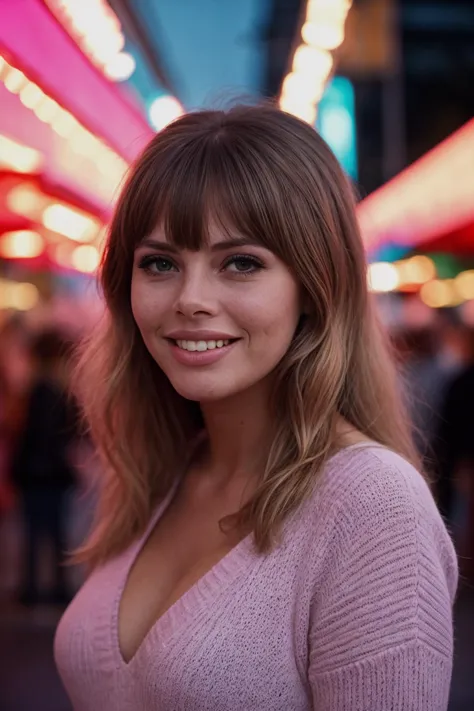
[316,76,357,179]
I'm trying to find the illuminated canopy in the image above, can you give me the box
[357,118,474,254]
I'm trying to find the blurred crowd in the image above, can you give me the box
[394,307,474,580]
[1,301,474,607]
[0,310,95,605]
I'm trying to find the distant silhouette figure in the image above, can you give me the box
[11,329,80,605]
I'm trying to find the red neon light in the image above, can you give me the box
[357,119,474,252]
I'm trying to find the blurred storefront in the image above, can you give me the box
[360,116,474,326]
[360,114,474,582]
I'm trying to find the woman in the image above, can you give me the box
[55,106,458,710]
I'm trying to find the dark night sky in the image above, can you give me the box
[402,0,474,164]
[343,0,474,195]
[262,0,474,194]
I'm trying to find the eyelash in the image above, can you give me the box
[137,254,265,277]
[222,254,265,275]
[137,255,176,274]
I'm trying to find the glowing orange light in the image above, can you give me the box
[0,279,39,311]
[148,96,183,132]
[4,67,27,94]
[104,52,136,81]
[280,72,324,104]
[34,96,60,123]
[301,21,344,50]
[367,262,400,292]
[71,244,100,273]
[454,270,474,301]
[0,230,44,259]
[0,134,43,173]
[279,0,352,124]
[50,109,80,138]
[19,83,45,109]
[42,204,101,243]
[396,255,436,286]
[6,183,48,218]
[419,279,463,309]
[44,0,133,81]
[0,52,129,193]
[292,46,333,78]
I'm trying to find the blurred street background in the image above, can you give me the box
[1,1,474,709]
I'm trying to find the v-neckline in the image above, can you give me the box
[112,486,255,668]
[112,441,377,668]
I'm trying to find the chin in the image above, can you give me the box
[172,385,234,403]
[166,374,245,404]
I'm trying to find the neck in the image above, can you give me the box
[198,378,274,487]
[193,387,366,494]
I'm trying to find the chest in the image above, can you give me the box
[118,496,245,664]
[55,534,312,711]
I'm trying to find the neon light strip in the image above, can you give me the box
[0,53,128,189]
[357,118,474,251]
[43,0,126,78]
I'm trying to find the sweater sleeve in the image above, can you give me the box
[308,450,458,711]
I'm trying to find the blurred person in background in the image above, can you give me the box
[54,106,457,711]
[398,326,447,462]
[10,328,80,606]
[0,314,31,521]
[433,326,474,578]
[397,311,467,471]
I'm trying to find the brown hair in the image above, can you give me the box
[74,104,420,567]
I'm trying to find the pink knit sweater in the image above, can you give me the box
[55,444,458,710]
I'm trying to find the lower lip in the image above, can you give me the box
[168,340,238,366]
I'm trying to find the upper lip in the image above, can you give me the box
[165,330,239,341]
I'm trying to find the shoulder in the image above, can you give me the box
[301,444,458,603]
[299,445,459,673]
[314,444,445,528]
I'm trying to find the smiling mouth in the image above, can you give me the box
[171,338,238,352]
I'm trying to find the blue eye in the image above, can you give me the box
[138,256,176,274]
[223,255,264,274]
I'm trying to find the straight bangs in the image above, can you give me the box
[122,127,289,260]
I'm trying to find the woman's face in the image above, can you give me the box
[131,223,301,402]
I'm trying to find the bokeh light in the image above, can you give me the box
[367,262,400,293]
[0,230,44,259]
[148,96,183,132]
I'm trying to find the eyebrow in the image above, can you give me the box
[137,237,263,252]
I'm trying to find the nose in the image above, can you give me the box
[175,269,218,318]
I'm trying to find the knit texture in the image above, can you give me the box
[54,444,458,710]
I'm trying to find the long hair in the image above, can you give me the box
[74,105,420,568]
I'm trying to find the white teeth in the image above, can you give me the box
[175,339,230,351]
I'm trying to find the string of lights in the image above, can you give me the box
[0,53,129,188]
[43,0,136,82]
[368,256,474,309]
[279,0,352,125]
